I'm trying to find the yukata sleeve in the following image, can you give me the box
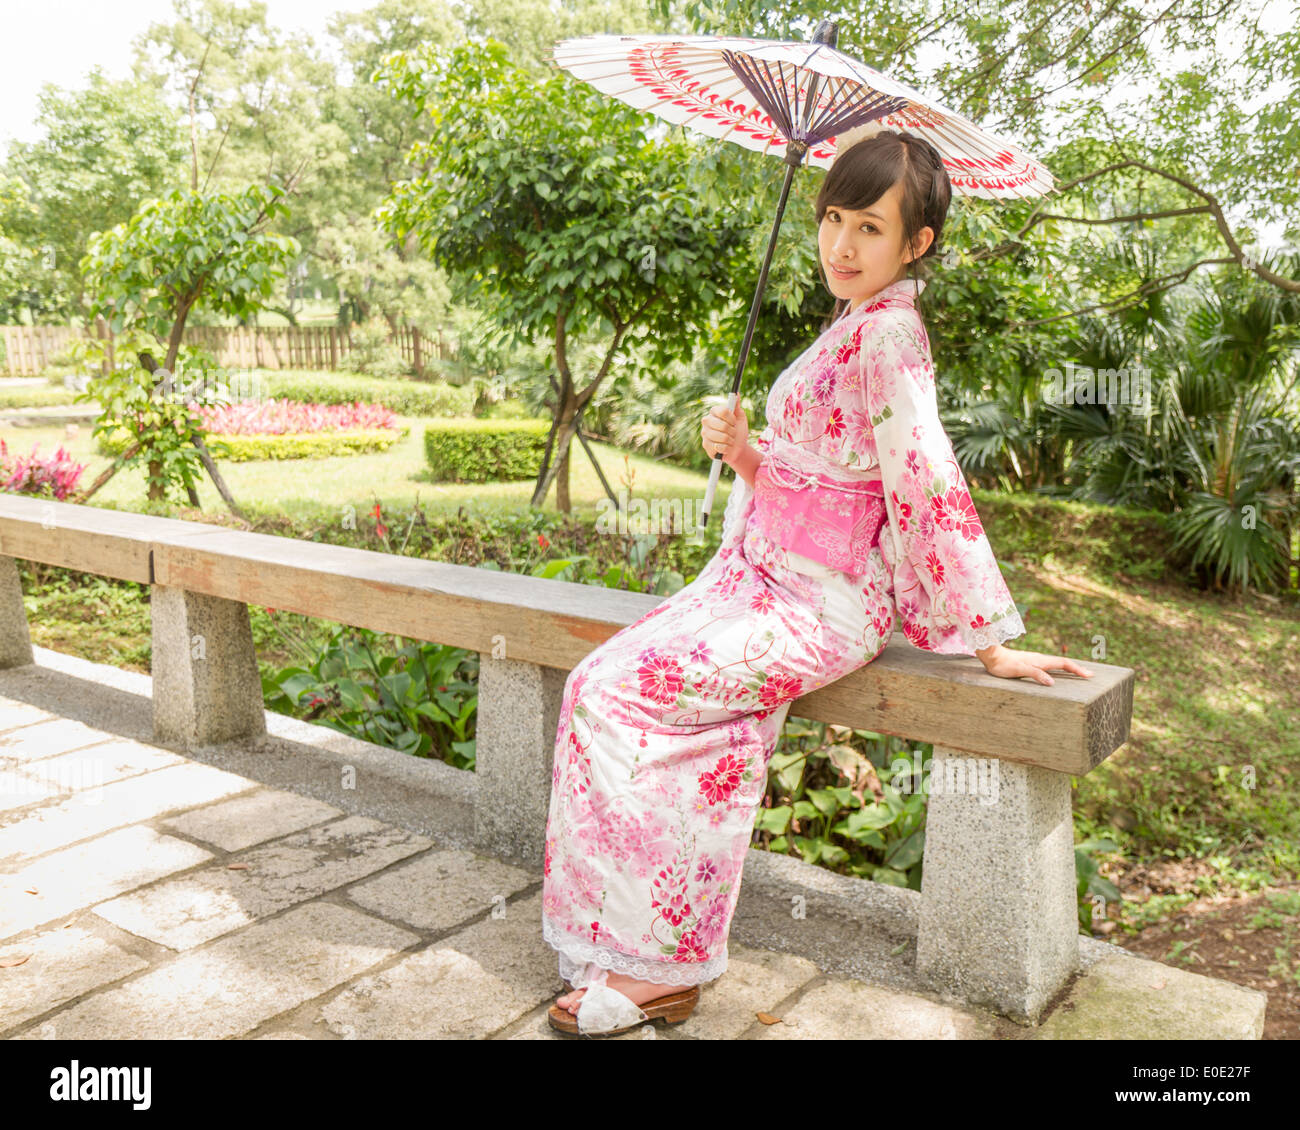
[715,429,774,558]
[859,313,1026,656]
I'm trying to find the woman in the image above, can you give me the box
[542,128,1092,1037]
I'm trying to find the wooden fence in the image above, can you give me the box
[0,322,453,377]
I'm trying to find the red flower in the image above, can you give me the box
[924,549,946,588]
[537,532,550,549]
[372,502,388,539]
[673,930,709,962]
[759,672,802,710]
[698,751,745,805]
[931,485,982,540]
[637,649,684,705]
[823,405,846,440]
[891,489,912,532]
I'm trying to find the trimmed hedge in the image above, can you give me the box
[96,425,408,462]
[0,386,81,409]
[258,372,474,417]
[423,418,551,483]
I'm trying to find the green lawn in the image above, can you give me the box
[4,415,733,525]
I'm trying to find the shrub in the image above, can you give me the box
[347,316,411,379]
[0,386,81,409]
[423,418,551,483]
[259,372,474,417]
[97,425,406,462]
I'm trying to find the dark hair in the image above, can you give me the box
[814,128,951,332]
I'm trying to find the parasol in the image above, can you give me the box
[550,20,1056,528]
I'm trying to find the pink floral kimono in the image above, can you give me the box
[541,276,1025,989]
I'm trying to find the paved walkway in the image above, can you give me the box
[0,647,1268,1040]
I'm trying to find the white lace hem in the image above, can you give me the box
[542,914,729,988]
[959,611,1026,654]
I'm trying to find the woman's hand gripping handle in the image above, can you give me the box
[699,395,750,528]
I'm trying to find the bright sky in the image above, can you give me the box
[1,0,1291,249]
[0,0,354,148]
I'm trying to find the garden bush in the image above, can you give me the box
[97,425,406,461]
[258,371,473,416]
[423,417,551,483]
[0,385,81,409]
[347,316,412,380]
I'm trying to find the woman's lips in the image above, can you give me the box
[829,263,860,279]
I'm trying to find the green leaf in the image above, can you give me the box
[754,804,792,835]
[884,828,926,870]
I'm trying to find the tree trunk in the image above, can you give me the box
[543,388,579,512]
[556,411,573,513]
[148,458,166,502]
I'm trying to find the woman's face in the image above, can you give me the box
[818,179,932,313]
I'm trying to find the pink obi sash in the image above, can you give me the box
[751,439,887,574]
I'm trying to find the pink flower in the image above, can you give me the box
[651,866,692,926]
[565,732,592,798]
[749,589,775,615]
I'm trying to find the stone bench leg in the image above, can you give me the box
[473,654,567,867]
[151,585,266,749]
[914,745,1079,1024]
[0,556,34,669]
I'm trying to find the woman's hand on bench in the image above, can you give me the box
[977,645,1094,687]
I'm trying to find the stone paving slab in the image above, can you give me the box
[0,761,257,864]
[750,976,1010,1040]
[317,889,552,1039]
[0,924,151,1032]
[0,767,60,813]
[158,787,346,852]
[93,815,435,950]
[12,901,421,1040]
[344,847,536,933]
[0,718,121,764]
[14,738,185,793]
[1031,952,1266,1040]
[497,941,825,1040]
[0,825,214,939]
[0,702,58,731]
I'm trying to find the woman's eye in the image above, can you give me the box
[829,212,874,233]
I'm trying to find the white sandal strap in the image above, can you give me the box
[576,967,649,1034]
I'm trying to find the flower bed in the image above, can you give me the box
[96,398,409,461]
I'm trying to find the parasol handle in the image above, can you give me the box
[698,388,738,530]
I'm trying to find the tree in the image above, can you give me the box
[374,38,757,511]
[78,182,299,504]
[0,68,187,319]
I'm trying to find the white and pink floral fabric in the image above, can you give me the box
[541,277,1025,989]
